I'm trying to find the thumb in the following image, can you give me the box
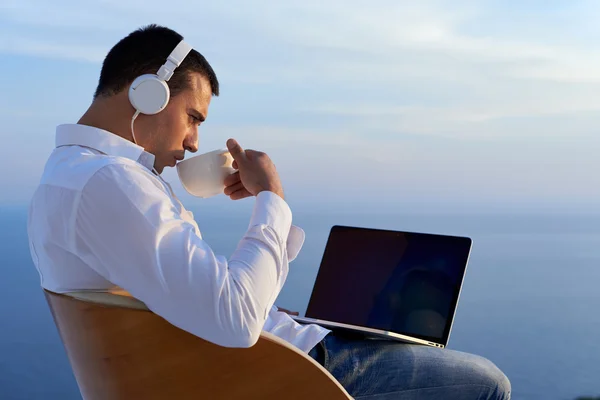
[226,138,246,164]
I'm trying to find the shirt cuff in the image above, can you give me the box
[287,225,305,262]
[249,191,293,244]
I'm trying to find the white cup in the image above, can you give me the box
[176,148,236,198]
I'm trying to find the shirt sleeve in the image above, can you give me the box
[287,225,305,262]
[73,162,298,348]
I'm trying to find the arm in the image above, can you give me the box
[74,162,295,348]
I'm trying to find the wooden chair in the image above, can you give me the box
[44,289,352,400]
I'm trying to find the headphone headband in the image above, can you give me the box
[157,40,193,81]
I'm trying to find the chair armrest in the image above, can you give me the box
[50,290,352,399]
[64,289,149,310]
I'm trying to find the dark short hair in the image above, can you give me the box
[93,24,219,99]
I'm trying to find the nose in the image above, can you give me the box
[184,129,198,153]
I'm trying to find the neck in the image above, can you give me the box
[77,94,135,143]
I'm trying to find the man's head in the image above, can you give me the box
[91,24,219,173]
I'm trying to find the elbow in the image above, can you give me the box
[206,315,264,349]
[224,321,263,348]
[233,329,261,348]
[212,328,261,349]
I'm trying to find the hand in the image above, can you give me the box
[225,139,284,200]
[277,306,299,316]
[223,171,252,200]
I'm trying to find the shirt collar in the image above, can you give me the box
[55,123,156,171]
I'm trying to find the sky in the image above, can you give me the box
[0,0,598,214]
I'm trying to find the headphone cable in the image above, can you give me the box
[130,110,141,145]
[130,111,161,176]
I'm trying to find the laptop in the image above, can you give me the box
[292,225,473,349]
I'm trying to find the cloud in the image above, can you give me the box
[156,122,600,213]
[1,0,599,209]
[0,36,106,63]
[3,1,600,81]
[4,1,600,136]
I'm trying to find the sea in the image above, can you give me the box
[1,204,599,400]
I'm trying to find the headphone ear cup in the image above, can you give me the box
[128,74,170,115]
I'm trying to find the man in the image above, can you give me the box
[28,24,511,399]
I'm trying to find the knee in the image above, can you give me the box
[470,355,511,399]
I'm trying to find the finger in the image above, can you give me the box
[232,160,238,170]
[226,139,246,165]
[224,171,241,187]
[277,307,299,316]
[224,181,245,196]
[229,188,253,200]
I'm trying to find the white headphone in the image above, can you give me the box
[128,40,193,115]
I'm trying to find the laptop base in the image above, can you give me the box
[292,316,445,349]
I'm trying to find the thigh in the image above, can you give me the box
[313,332,511,400]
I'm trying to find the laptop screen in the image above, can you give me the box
[305,225,472,344]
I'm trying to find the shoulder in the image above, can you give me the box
[76,161,175,230]
[42,146,159,193]
[82,161,167,205]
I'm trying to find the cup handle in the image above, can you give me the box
[219,151,234,169]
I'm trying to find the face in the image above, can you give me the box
[135,72,212,173]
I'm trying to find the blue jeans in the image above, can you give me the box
[308,332,511,399]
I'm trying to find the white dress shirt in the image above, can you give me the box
[27,123,330,352]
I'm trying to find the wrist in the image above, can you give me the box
[251,191,293,241]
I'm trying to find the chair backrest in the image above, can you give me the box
[44,290,352,400]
